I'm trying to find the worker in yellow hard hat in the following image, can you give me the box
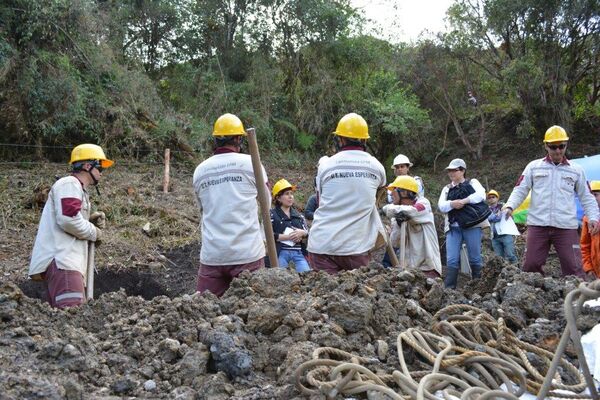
[486,189,517,263]
[193,113,268,296]
[504,125,600,277]
[382,176,441,277]
[382,153,425,268]
[28,144,113,308]
[270,179,310,272]
[307,113,387,274]
[580,181,600,279]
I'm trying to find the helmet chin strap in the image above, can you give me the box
[86,166,101,196]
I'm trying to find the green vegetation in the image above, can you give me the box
[0,0,598,162]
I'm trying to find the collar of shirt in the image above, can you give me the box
[70,174,86,189]
[214,147,238,155]
[544,155,570,165]
[340,146,364,151]
[275,206,302,220]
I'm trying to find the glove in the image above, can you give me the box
[94,227,103,247]
[395,211,410,226]
[90,211,106,229]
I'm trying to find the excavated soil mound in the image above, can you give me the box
[1,259,598,399]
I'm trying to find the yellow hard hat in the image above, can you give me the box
[590,181,600,192]
[487,190,499,198]
[333,113,369,139]
[213,113,246,136]
[70,144,114,168]
[544,125,569,143]
[387,176,418,194]
[272,179,296,197]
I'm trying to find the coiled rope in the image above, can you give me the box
[294,280,600,399]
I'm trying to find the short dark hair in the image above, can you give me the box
[214,135,241,147]
[71,160,95,172]
[344,137,365,147]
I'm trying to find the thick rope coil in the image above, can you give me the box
[294,280,600,399]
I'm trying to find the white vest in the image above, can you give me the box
[307,150,386,255]
[193,152,267,265]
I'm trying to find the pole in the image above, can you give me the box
[163,148,170,193]
[86,241,95,300]
[246,128,279,268]
[376,209,400,268]
[398,221,406,268]
[376,189,400,268]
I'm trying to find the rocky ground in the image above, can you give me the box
[2,260,599,399]
[1,163,599,399]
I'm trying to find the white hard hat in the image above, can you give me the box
[445,158,467,170]
[317,156,329,166]
[391,154,413,168]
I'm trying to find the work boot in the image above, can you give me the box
[471,264,482,279]
[444,267,460,289]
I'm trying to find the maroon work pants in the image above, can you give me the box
[308,252,370,275]
[44,259,86,308]
[523,225,584,278]
[196,258,264,297]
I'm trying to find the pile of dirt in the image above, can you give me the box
[1,260,597,399]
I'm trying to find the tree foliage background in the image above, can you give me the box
[0,0,598,163]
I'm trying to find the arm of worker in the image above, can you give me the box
[464,178,486,204]
[576,177,600,235]
[488,209,502,223]
[270,209,282,241]
[580,219,594,273]
[406,200,433,224]
[382,204,402,218]
[53,181,98,241]
[262,166,271,204]
[438,185,452,213]
[504,163,533,217]
[276,229,307,243]
[192,167,203,213]
[415,176,425,198]
[304,195,317,220]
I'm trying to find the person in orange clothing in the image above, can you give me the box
[581,180,600,279]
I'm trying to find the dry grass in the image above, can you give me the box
[0,158,319,282]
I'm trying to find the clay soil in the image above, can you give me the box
[0,163,598,399]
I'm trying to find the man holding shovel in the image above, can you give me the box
[307,113,387,274]
[28,144,111,308]
[193,113,268,296]
[382,176,441,278]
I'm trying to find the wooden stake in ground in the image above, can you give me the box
[163,148,170,193]
[246,128,279,268]
[86,241,95,300]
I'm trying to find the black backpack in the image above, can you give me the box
[446,180,491,228]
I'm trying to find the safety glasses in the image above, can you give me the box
[92,160,104,172]
[547,143,566,150]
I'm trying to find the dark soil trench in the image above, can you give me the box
[18,243,200,301]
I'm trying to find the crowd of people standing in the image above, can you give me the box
[27,113,600,307]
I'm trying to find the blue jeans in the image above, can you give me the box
[446,226,483,287]
[491,234,517,263]
[278,249,311,272]
[381,247,400,268]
